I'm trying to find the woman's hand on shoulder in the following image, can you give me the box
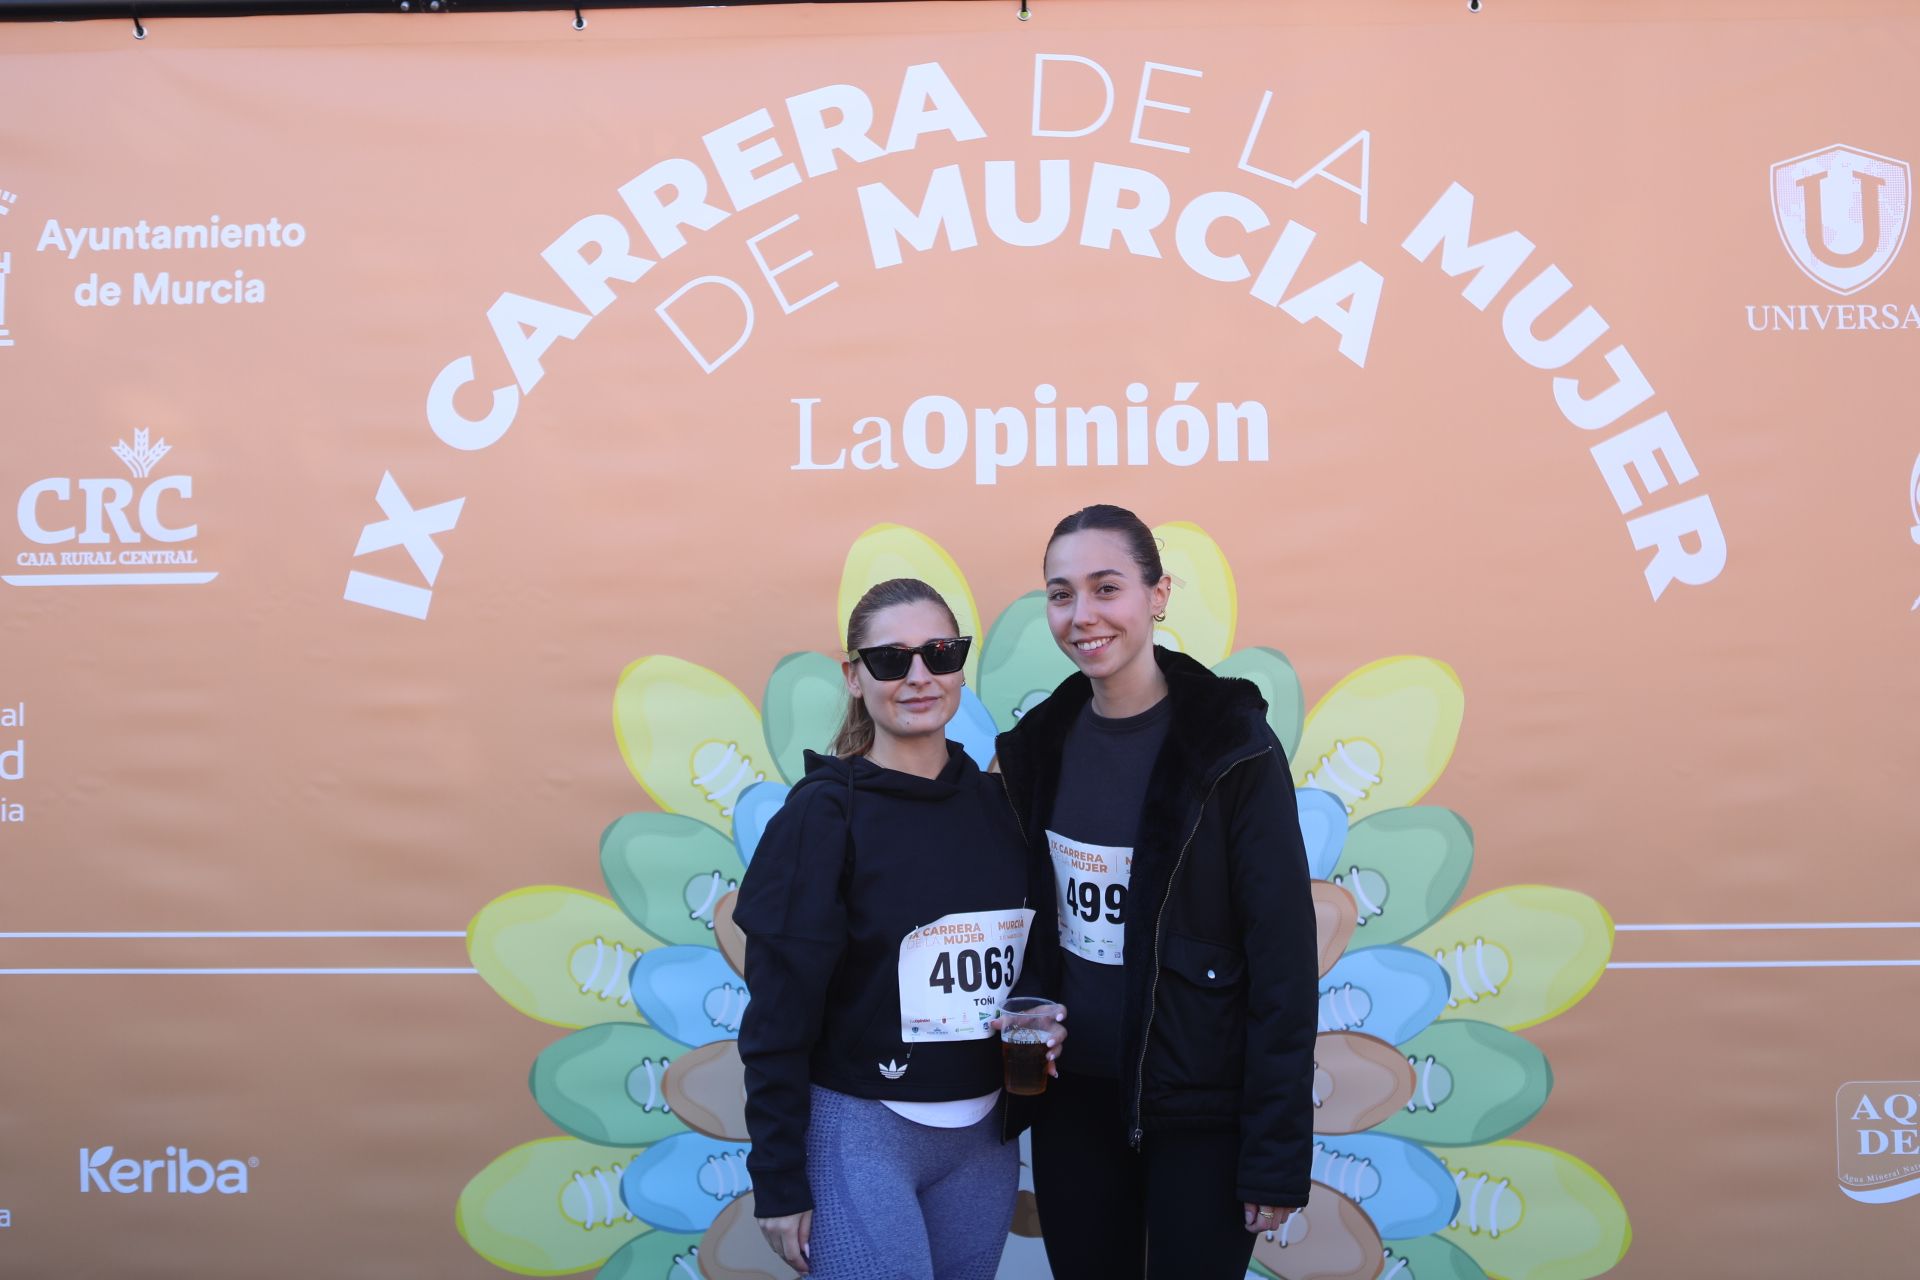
[758,1209,813,1273]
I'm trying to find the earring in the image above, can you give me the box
[1152,612,1167,623]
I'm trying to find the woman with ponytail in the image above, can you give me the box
[734,578,1064,1279]
[998,505,1317,1280]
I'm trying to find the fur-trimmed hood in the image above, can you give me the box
[997,645,1275,828]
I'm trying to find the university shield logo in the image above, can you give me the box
[1771,144,1911,295]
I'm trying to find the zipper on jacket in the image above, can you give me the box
[997,771,1029,845]
[1129,746,1271,1148]
[997,767,1031,1148]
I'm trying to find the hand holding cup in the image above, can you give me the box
[991,996,1067,1095]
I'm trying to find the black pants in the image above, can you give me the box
[1029,1073,1258,1280]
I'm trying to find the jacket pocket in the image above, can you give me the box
[1148,933,1248,1093]
[1164,932,1246,988]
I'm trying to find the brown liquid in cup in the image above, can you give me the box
[1002,1027,1049,1096]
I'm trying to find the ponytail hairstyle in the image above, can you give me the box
[1045,504,1169,621]
[830,577,962,757]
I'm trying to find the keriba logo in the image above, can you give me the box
[1771,144,1912,296]
[79,1145,256,1195]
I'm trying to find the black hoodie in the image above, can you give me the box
[733,742,1031,1217]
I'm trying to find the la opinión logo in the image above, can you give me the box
[79,1145,258,1195]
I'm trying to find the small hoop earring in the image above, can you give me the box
[1152,612,1167,623]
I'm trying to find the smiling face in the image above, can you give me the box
[1044,529,1172,687]
[843,599,964,749]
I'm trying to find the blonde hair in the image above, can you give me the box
[831,578,960,757]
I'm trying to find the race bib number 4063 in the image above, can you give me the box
[897,907,1035,1042]
[1047,829,1132,965]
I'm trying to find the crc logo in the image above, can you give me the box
[1836,1081,1920,1204]
[1771,145,1912,296]
[6,430,217,588]
[79,1145,256,1195]
[20,429,193,543]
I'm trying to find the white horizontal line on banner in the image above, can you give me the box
[1607,960,1920,969]
[0,930,466,939]
[1,572,218,587]
[16,924,1918,941]
[2,961,1912,976]
[0,967,479,976]
[1616,922,1920,931]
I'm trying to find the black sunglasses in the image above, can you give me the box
[851,636,973,681]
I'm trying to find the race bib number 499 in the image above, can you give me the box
[1047,829,1132,965]
[897,907,1035,1042]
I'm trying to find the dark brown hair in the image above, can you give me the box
[1046,503,1166,584]
[831,577,961,757]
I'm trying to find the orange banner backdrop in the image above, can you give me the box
[2,1,1918,1276]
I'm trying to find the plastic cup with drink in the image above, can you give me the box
[997,995,1065,1096]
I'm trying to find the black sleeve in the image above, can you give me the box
[732,783,849,1218]
[994,771,1057,1004]
[1226,735,1318,1208]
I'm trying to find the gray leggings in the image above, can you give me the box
[804,1085,1019,1280]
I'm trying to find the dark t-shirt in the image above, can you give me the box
[1045,695,1172,1078]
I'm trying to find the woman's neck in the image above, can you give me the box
[867,732,950,779]
[1090,649,1170,720]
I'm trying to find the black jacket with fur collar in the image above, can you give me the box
[997,646,1317,1207]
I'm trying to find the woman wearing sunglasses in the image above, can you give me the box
[997,505,1317,1280]
[735,577,1061,1279]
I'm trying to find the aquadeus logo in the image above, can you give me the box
[6,430,217,589]
[1772,144,1911,296]
[79,1145,256,1195]
[1836,1081,1920,1204]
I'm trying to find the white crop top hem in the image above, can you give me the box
[880,1090,1001,1128]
